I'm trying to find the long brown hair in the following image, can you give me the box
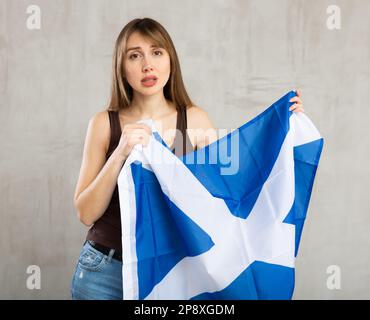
[107,18,195,113]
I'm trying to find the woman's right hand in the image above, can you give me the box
[116,123,153,161]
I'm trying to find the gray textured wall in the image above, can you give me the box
[0,0,369,299]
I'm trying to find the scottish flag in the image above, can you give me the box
[117,90,323,300]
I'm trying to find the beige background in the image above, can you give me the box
[0,0,369,299]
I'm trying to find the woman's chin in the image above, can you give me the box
[135,86,163,96]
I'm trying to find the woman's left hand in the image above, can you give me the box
[289,89,305,113]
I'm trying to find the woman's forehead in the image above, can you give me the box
[126,32,162,49]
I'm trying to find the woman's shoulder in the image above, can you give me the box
[186,105,218,148]
[86,110,111,154]
[186,105,213,128]
[88,110,111,132]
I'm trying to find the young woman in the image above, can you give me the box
[70,17,305,300]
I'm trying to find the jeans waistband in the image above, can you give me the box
[85,240,122,262]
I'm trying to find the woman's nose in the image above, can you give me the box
[142,55,154,71]
[143,64,154,72]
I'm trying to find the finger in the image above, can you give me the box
[137,123,153,133]
[122,127,140,135]
[124,128,152,136]
[293,107,305,113]
[295,97,302,104]
[124,123,147,129]
[132,128,151,135]
[126,133,146,144]
[128,136,146,147]
[289,103,303,111]
[135,124,152,134]
[289,96,302,103]
[296,88,302,97]
[124,123,152,133]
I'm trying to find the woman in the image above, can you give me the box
[70,17,305,300]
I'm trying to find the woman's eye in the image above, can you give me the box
[129,50,163,60]
[129,53,140,60]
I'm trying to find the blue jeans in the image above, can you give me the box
[70,240,123,300]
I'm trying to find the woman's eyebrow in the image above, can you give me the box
[125,45,159,53]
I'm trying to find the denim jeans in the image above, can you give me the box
[70,240,123,300]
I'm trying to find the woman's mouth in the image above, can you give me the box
[141,78,158,87]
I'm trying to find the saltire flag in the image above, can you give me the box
[117,90,324,300]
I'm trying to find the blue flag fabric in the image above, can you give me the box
[117,90,324,300]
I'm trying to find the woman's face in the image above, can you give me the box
[123,32,171,96]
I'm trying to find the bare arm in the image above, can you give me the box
[73,111,152,227]
[73,111,125,227]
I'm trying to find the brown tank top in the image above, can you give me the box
[85,107,196,254]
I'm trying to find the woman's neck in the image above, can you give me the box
[128,94,175,120]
